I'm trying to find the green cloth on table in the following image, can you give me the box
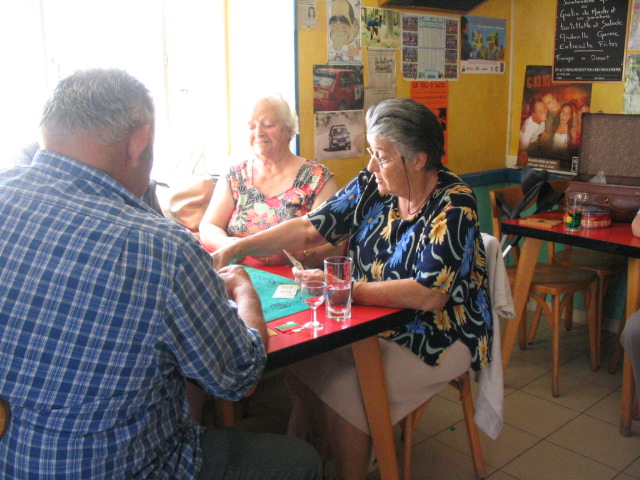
[245,267,309,322]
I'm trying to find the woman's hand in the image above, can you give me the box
[212,241,243,270]
[292,267,324,285]
[255,252,289,266]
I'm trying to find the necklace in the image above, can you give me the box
[406,172,437,216]
[407,193,430,216]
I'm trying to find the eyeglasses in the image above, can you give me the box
[366,147,393,169]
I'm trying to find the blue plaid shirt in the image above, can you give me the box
[0,151,267,479]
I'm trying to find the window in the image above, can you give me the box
[0,0,296,181]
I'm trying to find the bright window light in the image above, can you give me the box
[0,0,296,183]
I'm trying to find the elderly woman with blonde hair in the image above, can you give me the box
[200,93,341,266]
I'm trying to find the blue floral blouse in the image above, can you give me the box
[308,166,492,371]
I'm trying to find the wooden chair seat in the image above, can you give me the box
[552,248,628,373]
[508,262,598,295]
[506,263,599,393]
[553,249,627,276]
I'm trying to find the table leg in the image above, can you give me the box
[352,337,399,480]
[620,257,640,436]
[501,237,542,374]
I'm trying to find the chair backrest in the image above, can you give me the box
[489,178,570,262]
[0,397,10,439]
[489,177,571,239]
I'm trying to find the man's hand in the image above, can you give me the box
[218,265,253,301]
[218,265,268,347]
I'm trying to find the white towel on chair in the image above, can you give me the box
[474,233,515,439]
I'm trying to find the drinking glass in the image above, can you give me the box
[300,280,326,330]
[564,192,588,231]
[324,256,353,321]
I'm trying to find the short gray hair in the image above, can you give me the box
[40,68,155,145]
[254,93,299,138]
[366,98,444,170]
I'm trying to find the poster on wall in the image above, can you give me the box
[313,65,364,113]
[327,0,362,64]
[401,13,459,81]
[629,0,640,49]
[623,54,640,114]
[410,81,449,164]
[514,65,592,173]
[364,87,395,113]
[367,48,396,88]
[360,7,401,49]
[553,0,629,82]
[460,15,506,74]
[314,110,364,161]
[298,0,317,28]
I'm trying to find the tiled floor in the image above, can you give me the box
[224,314,640,480]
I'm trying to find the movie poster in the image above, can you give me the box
[516,65,592,172]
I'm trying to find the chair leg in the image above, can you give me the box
[551,295,562,397]
[609,296,629,374]
[402,398,432,480]
[527,303,544,345]
[587,282,599,371]
[402,413,415,480]
[564,294,574,331]
[595,276,604,344]
[457,374,486,478]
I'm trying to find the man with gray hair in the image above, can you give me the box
[0,68,321,479]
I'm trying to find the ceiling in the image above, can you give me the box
[379,0,488,14]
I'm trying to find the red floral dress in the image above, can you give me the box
[226,158,333,237]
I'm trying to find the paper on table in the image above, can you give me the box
[282,249,303,270]
[244,267,309,322]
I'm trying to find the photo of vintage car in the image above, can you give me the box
[313,66,364,112]
[328,124,351,151]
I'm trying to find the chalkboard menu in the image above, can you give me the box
[553,0,629,82]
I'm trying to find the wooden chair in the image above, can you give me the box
[490,181,598,397]
[0,397,10,439]
[402,372,485,479]
[402,232,513,480]
[550,247,627,373]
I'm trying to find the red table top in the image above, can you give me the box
[242,260,411,371]
[502,212,640,258]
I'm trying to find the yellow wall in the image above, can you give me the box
[508,0,631,157]
[298,0,636,188]
[297,0,513,187]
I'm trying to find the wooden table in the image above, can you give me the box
[500,213,640,435]
[257,264,412,480]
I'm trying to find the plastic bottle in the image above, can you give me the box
[589,170,607,184]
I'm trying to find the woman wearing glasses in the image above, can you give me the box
[214,98,492,479]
